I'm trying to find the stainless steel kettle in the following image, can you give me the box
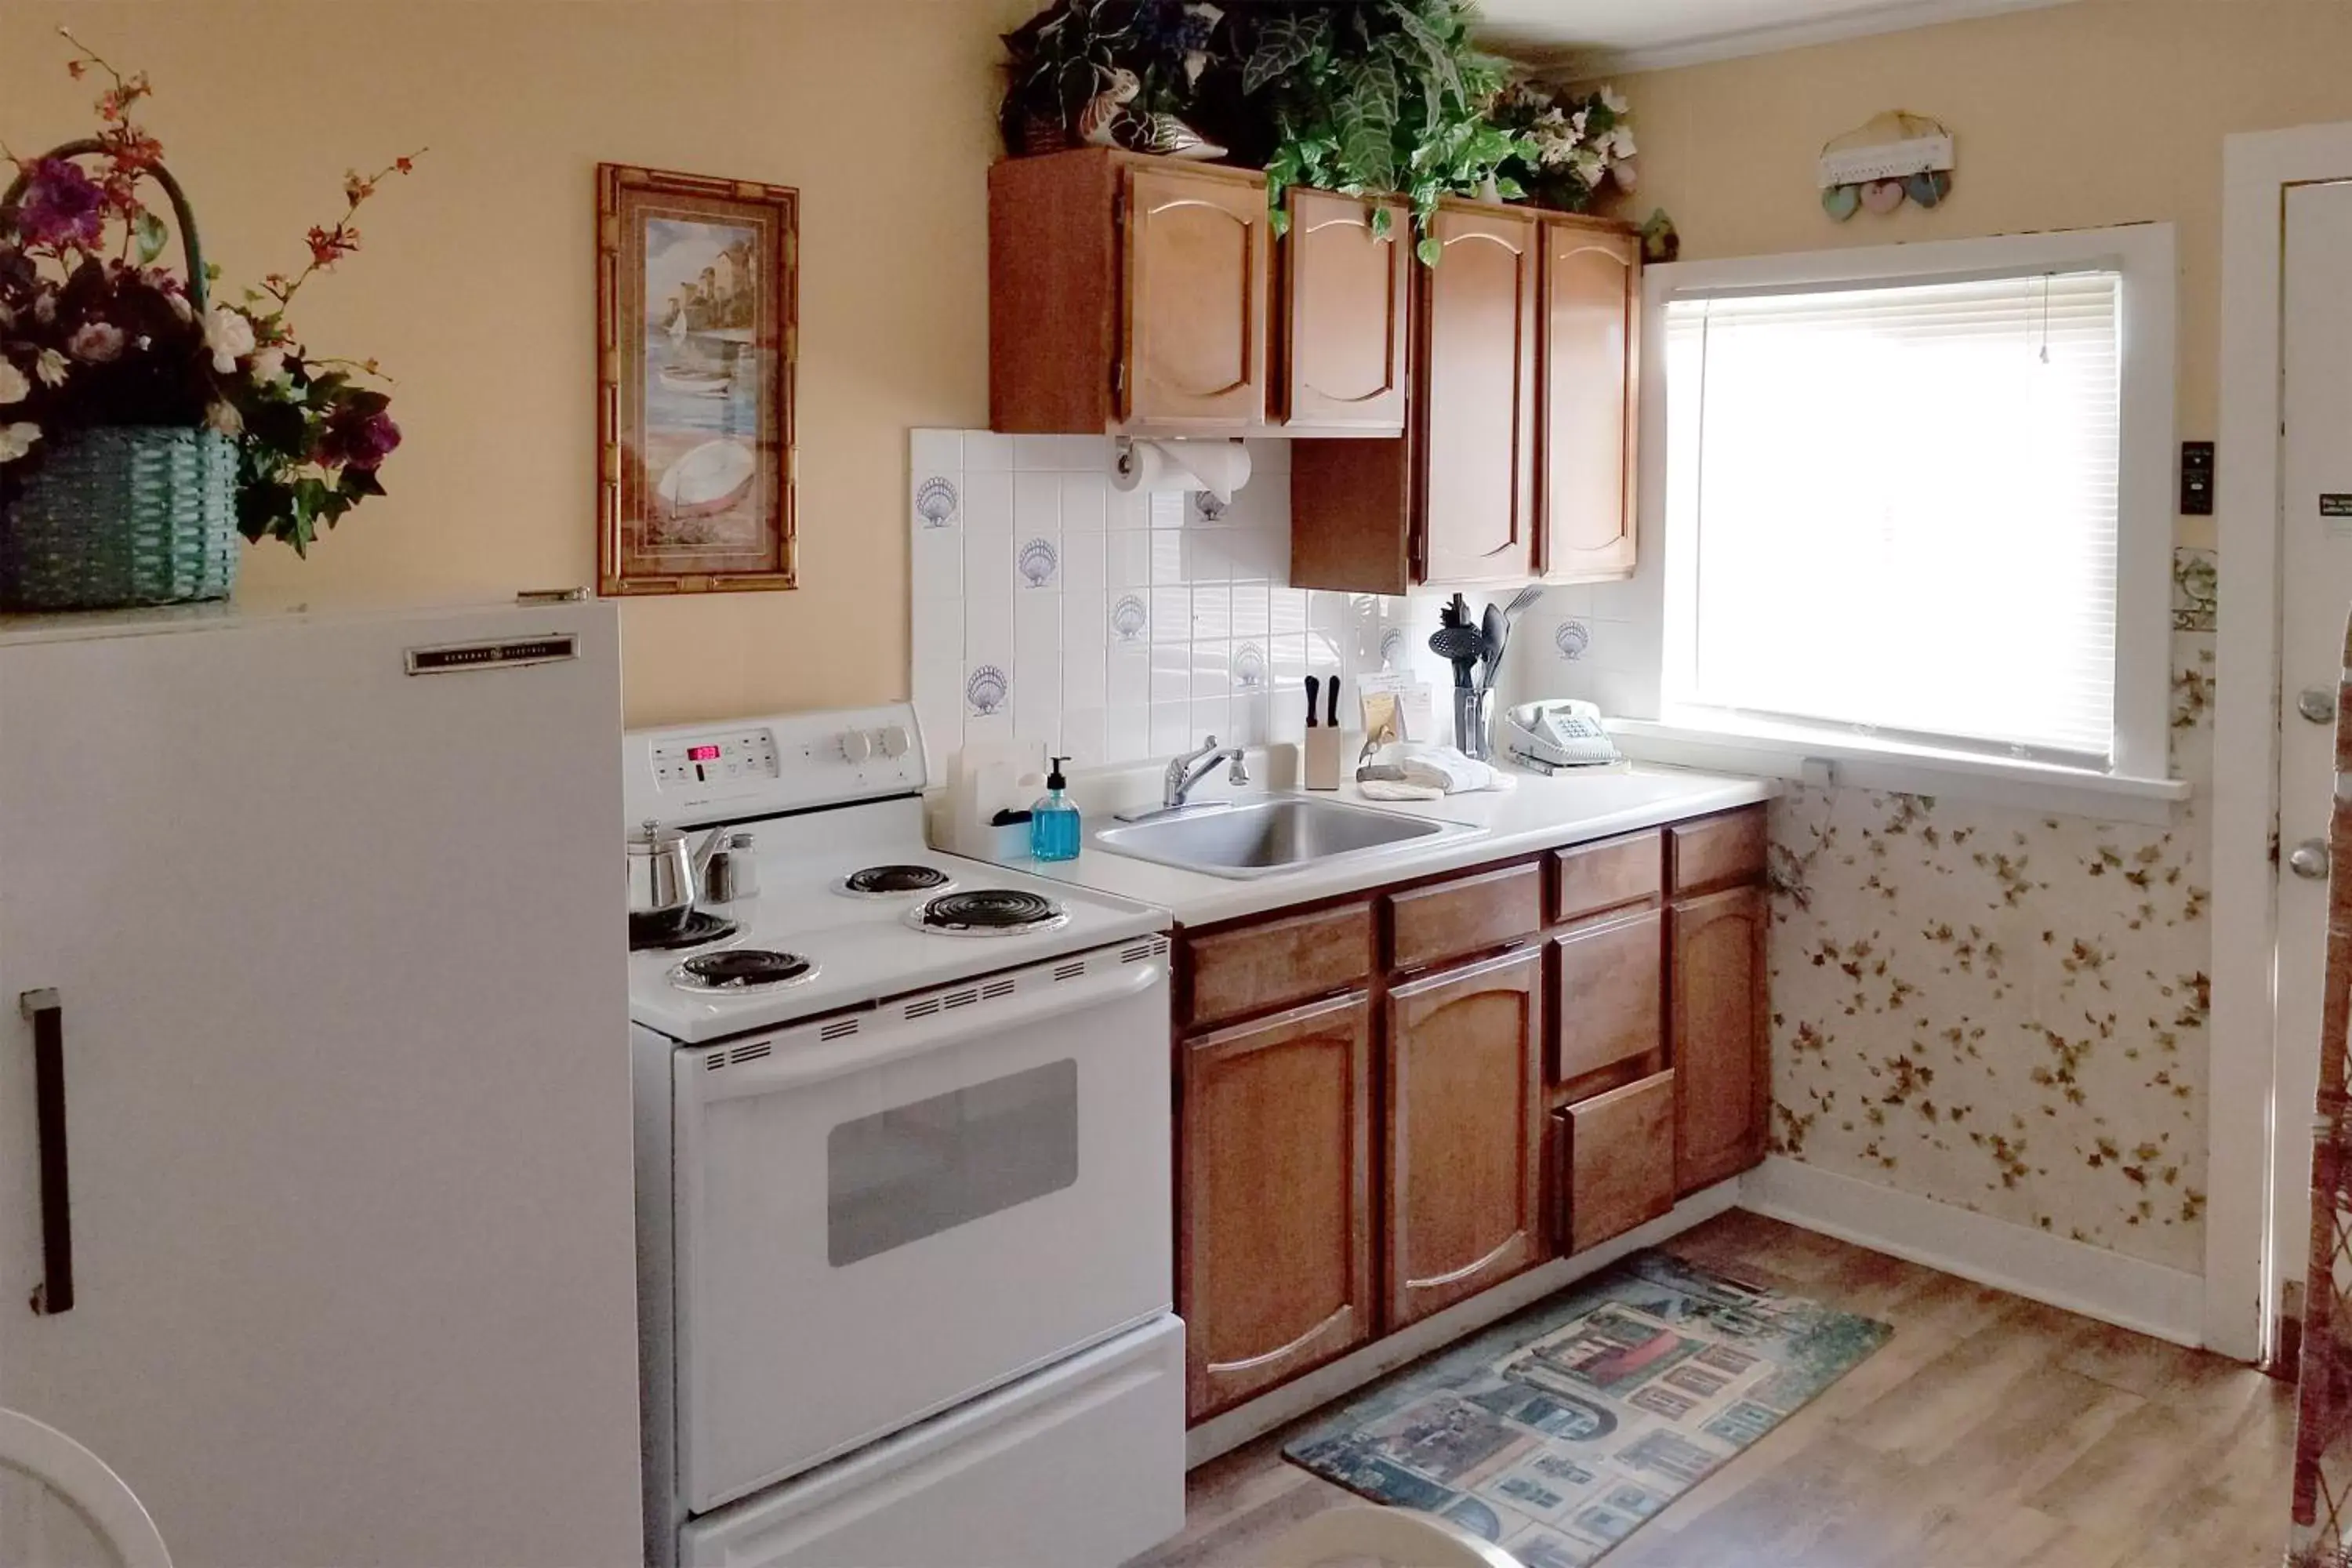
[628,820,700,941]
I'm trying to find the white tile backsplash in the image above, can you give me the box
[911,430,1435,768]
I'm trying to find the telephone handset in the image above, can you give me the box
[1501,699,1622,770]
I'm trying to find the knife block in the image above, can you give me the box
[1304,727,1345,791]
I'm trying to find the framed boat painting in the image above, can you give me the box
[597,162,798,595]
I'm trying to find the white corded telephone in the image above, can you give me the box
[1501,699,1622,770]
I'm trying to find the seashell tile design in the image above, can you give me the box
[914,474,959,528]
[964,664,1009,717]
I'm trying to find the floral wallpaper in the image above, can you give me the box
[1761,548,2216,1274]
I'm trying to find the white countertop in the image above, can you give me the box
[982,763,1773,927]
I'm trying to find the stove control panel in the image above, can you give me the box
[623,703,928,828]
[652,730,780,789]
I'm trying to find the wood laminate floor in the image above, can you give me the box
[1131,1212,2292,1568]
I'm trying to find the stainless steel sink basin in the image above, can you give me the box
[1091,795,1483,880]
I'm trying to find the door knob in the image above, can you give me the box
[2290,839,2331,880]
[2302,688,2339,724]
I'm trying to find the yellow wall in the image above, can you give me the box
[1592,0,2352,550]
[0,0,1029,724]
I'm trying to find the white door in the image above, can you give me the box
[0,605,643,1568]
[2272,180,2352,1329]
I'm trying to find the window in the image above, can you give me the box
[1629,225,2178,807]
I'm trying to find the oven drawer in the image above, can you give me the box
[681,1316,1185,1568]
[671,942,1174,1514]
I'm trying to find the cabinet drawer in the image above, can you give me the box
[1553,1070,1675,1255]
[1387,861,1542,972]
[1184,900,1375,1029]
[1669,807,1768,897]
[1549,830,1662,925]
[1550,910,1663,1084]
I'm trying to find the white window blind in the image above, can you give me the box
[1664,270,2124,765]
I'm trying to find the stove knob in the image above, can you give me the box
[877,724,912,760]
[839,730,874,764]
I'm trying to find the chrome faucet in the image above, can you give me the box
[1117,737,1250,822]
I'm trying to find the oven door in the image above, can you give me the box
[673,938,1173,1514]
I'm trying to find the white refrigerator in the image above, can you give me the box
[0,601,641,1568]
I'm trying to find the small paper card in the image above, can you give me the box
[1357,673,1437,742]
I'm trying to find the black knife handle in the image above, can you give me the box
[24,989,71,1315]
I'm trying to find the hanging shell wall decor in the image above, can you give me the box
[1817,110,1954,222]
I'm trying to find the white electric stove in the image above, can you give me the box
[626,703,1184,1568]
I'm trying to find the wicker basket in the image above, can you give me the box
[0,427,240,610]
[0,140,242,611]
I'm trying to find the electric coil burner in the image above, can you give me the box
[668,949,817,993]
[909,888,1069,938]
[840,863,955,897]
[631,910,741,953]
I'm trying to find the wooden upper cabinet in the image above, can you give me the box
[987,150,1267,435]
[1179,993,1376,1421]
[1417,205,1539,585]
[1279,191,1410,434]
[1671,883,1769,1193]
[1384,945,1544,1328]
[1538,221,1639,581]
[1124,165,1269,431]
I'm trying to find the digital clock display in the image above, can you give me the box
[685,743,722,762]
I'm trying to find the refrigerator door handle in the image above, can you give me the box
[21,988,71,1315]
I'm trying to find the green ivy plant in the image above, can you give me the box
[1240,0,1531,263]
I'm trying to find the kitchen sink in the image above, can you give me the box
[1091,794,1483,880]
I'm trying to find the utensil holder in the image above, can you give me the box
[1454,688,1494,760]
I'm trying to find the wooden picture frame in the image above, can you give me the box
[597,162,798,595]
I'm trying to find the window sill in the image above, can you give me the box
[1607,718,2189,826]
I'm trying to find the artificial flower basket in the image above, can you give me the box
[0,140,237,609]
[2,35,415,614]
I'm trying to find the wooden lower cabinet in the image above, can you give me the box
[1171,825,1771,1427]
[1178,992,1375,1421]
[1671,884,1770,1192]
[1553,1070,1676,1254]
[1384,946,1544,1328]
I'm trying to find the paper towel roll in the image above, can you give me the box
[1110,438,1254,503]
[1176,439,1251,503]
[1110,438,1176,495]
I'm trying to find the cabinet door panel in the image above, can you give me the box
[1282,191,1410,433]
[1555,1070,1676,1254]
[1550,829,1662,926]
[1125,167,1267,431]
[1385,946,1544,1328]
[1671,885,1769,1192]
[1552,911,1664,1085]
[1418,209,1538,583]
[1388,860,1543,973]
[1183,900,1374,1029]
[1539,225,1638,579]
[1669,806,1769,898]
[1180,993,1374,1419]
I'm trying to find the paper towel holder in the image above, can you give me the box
[1111,435,1254,504]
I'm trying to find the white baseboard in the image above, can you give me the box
[1739,1156,2205,1348]
[1184,1178,1745,1468]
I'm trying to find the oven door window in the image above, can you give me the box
[826,1058,1080,1266]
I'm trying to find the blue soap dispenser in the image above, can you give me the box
[1029,755,1081,862]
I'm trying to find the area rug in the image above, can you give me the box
[1282,1249,1893,1567]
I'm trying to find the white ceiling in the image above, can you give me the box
[1475,0,2078,74]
